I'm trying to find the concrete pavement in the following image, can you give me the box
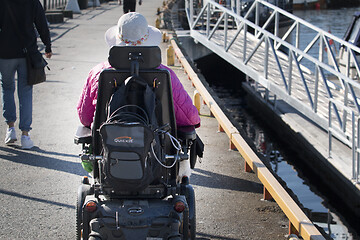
[0,1,289,239]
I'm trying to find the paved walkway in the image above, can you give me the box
[0,1,290,239]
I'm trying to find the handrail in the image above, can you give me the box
[185,0,360,183]
[329,98,360,181]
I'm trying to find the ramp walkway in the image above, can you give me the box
[182,0,360,206]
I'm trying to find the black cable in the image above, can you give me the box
[107,105,150,125]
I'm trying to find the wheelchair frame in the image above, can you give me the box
[74,46,197,240]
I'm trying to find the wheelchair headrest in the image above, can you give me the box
[108,46,162,69]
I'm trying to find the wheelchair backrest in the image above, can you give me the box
[92,46,177,181]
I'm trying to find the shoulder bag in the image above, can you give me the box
[5,0,48,85]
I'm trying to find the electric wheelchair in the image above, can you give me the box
[74,46,200,240]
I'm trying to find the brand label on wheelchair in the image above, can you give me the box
[105,125,145,147]
[114,136,134,143]
[127,206,144,215]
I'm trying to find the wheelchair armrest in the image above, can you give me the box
[177,127,204,169]
[74,126,92,145]
[177,126,196,141]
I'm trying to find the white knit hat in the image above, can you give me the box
[105,12,162,47]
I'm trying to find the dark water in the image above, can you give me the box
[293,8,360,39]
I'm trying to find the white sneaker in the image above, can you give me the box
[5,127,17,144]
[21,135,34,149]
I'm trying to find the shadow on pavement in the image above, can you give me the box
[0,146,87,176]
[191,168,262,193]
[0,188,75,209]
[196,232,241,240]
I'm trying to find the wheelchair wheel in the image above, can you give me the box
[187,188,196,240]
[189,209,196,240]
[88,237,101,240]
[182,208,189,240]
[76,181,91,240]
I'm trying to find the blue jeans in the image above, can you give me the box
[0,58,33,132]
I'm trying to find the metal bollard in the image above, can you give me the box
[287,234,300,240]
[167,45,175,66]
[162,32,168,42]
[193,90,201,114]
[155,16,161,29]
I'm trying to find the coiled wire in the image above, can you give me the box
[107,105,149,125]
[151,130,181,169]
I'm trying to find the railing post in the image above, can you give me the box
[346,46,351,78]
[357,117,360,183]
[243,24,247,62]
[315,36,324,114]
[264,37,269,79]
[255,1,259,37]
[295,22,299,54]
[352,112,356,180]
[274,11,279,48]
[185,0,189,22]
[288,50,293,95]
[328,101,332,159]
[343,84,349,133]
[314,65,319,113]
[236,0,241,16]
[190,0,194,27]
[206,2,210,37]
[224,13,228,50]
[44,0,47,10]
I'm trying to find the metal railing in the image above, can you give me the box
[185,0,360,182]
[329,99,360,182]
[41,0,68,10]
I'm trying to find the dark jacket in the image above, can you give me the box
[0,0,52,59]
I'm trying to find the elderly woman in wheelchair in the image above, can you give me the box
[74,12,203,240]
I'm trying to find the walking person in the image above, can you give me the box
[123,0,142,13]
[0,0,52,149]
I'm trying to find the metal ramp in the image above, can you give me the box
[184,0,360,183]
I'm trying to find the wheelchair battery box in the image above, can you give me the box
[83,195,186,240]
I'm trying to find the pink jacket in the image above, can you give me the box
[77,61,201,128]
